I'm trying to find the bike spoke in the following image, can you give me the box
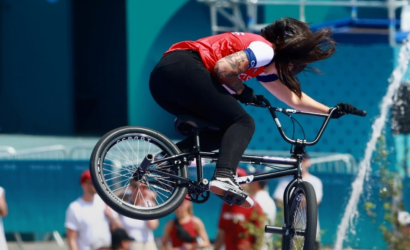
[290,193,308,250]
[97,134,183,211]
[295,205,306,228]
[117,144,138,170]
[104,169,133,181]
[292,236,303,250]
[120,183,132,201]
[110,182,134,194]
[106,151,131,164]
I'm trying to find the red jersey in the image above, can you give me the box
[218,199,264,250]
[170,218,198,247]
[164,32,272,81]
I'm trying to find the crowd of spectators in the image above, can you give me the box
[61,162,323,250]
[1,160,323,250]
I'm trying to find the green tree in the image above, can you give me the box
[365,135,410,250]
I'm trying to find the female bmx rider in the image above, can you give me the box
[149,17,358,208]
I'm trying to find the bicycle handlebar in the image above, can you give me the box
[345,107,367,117]
[253,96,366,146]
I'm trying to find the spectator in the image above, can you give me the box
[214,168,265,250]
[273,154,323,250]
[118,181,159,250]
[111,228,134,250]
[391,81,410,178]
[247,169,276,250]
[0,186,8,250]
[161,196,210,250]
[65,170,120,250]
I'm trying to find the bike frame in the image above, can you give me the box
[149,97,336,235]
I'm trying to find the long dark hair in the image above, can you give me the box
[261,17,336,98]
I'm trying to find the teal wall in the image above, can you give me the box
[0,0,73,134]
[264,1,394,23]
[264,4,351,24]
[127,0,207,138]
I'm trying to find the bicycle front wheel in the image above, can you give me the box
[90,126,188,220]
[282,181,317,250]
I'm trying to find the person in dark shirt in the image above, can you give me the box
[391,81,410,178]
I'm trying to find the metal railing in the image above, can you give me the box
[0,145,94,160]
[197,0,409,45]
[0,144,358,174]
[0,146,17,158]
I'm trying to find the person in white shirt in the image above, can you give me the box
[0,186,8,250]
[273,153,323,250]
[248,169,276,250]
[117,181,159,250]
[65,170,120,250]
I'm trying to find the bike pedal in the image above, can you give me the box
[221,188,248,206]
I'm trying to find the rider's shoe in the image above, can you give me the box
[209,168,254,208]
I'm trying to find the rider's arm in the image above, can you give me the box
[213,51,248,94]
[213,229,225,250]
[260,79,330,113]
[66,228,79,250]
[213,41,274,95]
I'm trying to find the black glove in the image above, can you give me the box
[329,103,357,118]
[237,84,261,104]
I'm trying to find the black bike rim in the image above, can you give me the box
[96,133,183,211]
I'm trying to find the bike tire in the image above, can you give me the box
[282,181,317,250]
[90,126,188,220]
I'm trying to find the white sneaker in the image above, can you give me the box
[209,169,254,208]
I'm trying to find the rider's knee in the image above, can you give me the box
[238,114,255,133]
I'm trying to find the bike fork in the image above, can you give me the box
[265,156,302,236]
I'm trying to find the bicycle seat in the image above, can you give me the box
[174,115,221,136]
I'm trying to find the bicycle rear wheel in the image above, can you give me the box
[90,126,188,220]
[282,181,317,250]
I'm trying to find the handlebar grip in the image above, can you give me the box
[351,109,367,117]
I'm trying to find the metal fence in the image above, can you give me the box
[0,144,358,174]
[0,145,94,160]
[197,0,409,45]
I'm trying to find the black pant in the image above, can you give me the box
[149,50,255,171]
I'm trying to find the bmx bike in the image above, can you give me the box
[89,96,366,250]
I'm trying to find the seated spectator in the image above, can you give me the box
[111,228,134,250]
[118,181,159,250]
[0,186,8,250]
[161,196,210,250]
[65,170,120,250]
[214,168,265,250]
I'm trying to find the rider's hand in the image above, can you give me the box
[237,84,262,105]
[329,103,358,118]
